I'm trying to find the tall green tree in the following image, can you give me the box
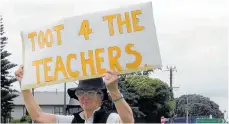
[175,94,224,118]
[1,15,18,123]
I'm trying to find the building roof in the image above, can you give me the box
[13,91,80,105]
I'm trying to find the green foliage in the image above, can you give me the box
[10,119,21,123]
[102,69,172,122]
[1,15,18,123]
[168,100,176,115]
[20,115,32,122]
[125,75,160,96]
[120,75,174,123]
[10,115,32,123]
[175,94,224,118]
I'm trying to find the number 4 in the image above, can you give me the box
[78,20,92,40]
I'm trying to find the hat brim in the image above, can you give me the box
[67,87,109,101]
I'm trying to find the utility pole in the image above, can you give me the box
[63,82,67,115]
[32,88,34,96]
[164,65,179,123]
[164,66,179,98]
[186,96,189,124]
[31,88,35,123]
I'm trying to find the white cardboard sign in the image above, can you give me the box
[20,2,162,90]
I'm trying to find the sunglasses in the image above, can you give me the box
[75,90,102,97]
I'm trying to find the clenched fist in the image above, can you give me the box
[15,65,24,83]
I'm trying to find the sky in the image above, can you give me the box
[1,0,228,113]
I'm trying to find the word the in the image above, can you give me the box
[103,10,145,36]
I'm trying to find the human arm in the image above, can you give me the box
[15,65,64,123]
[103,70,134,123]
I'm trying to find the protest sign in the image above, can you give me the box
[20,2,162,90]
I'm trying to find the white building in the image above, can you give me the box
[12,91,82,120]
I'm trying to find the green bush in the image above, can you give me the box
[10,115,32,123]
[10,119,21,123]
[25,115,32,122]
[20,115,32,123]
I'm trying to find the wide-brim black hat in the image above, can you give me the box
[67,77,109,101]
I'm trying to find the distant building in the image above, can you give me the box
[12,91,82,120]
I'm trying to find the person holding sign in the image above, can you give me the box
[15,65,134,123]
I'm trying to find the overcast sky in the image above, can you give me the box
[1,0,228,112]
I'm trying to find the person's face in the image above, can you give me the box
[75,89,103,111]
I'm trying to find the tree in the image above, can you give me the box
[175,94,224,118]
[101,79,142,115]
[102,74,175,123]
[103,74,173,122]
[102,69,171,122]
[1,15,18,123]
[124,75,175,123]
[103,70,156,112]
